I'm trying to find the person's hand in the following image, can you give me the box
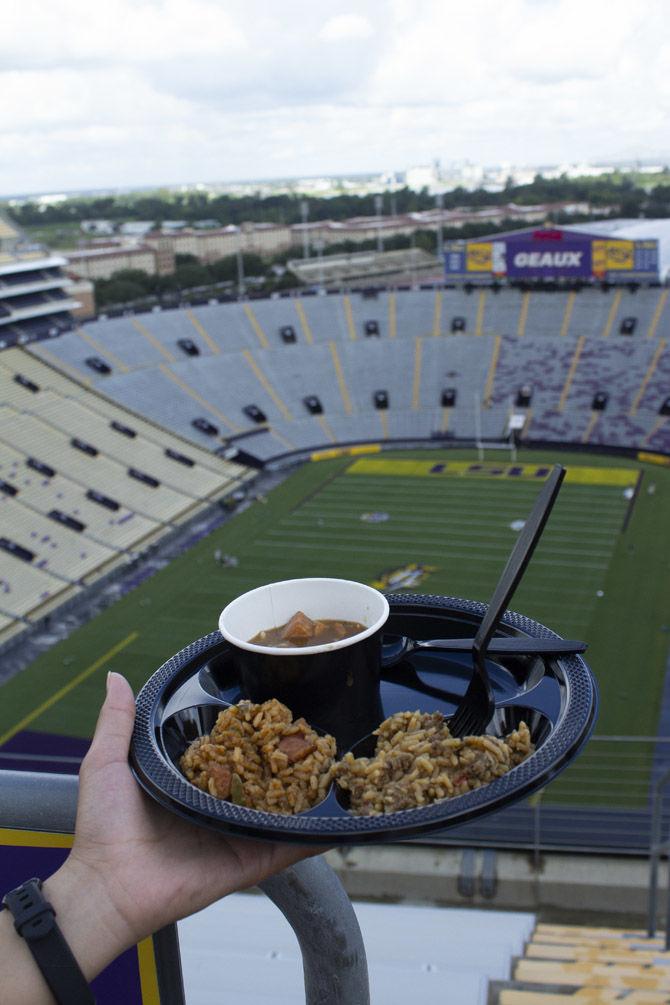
[45,672,318,980]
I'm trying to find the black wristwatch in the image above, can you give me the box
[1,877,95,1004]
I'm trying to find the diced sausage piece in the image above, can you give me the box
[208,763,232,798]
[277,733,316,763]
[280,610,316,644]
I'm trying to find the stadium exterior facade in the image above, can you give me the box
[0,214,79,348]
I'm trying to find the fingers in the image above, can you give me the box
[85,672,136,768]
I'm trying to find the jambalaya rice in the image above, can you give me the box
[333,710,534,815]
[180,701,533,816]
[179,698,336,814]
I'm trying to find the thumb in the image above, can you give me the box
[86,672,136,768]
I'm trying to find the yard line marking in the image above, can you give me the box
[0,631,139,747]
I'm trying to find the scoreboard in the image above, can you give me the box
[444,228,659,283]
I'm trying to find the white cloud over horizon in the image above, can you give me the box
[1,0,668,196]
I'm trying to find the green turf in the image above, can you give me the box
[1,448,669,760]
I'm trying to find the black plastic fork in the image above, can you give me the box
[448,464,567,738]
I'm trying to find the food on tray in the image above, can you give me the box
[179,699,533,817]
[179,698,336,814]
[249,610,366,648]
[333,711,534,816]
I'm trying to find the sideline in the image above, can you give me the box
[0,631,139,747]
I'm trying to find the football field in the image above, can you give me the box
[1,447,669,763]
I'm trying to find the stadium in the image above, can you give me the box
[2,214,670,1003]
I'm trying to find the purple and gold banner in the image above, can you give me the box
[504,232,592,278]
[444,230,658,281]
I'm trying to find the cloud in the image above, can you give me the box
[0,0,668,194]
[319,14,374,41]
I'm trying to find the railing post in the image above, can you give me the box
[648,766,670,939]
[0,771,370,1004]
[648,778,663,937]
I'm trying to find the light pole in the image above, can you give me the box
[236,244,246,299]
[474,389,484,462]
[435,191,444,263]
[374,194,383,253]
[313,238,325,292]
[300,199,310,260]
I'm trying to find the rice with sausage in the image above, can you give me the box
[333,711,533,815]
[179,698,336,814]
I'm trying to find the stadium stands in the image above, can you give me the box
[0,347,252,642]
[0,248,79,348]
[179,893,535,1005]
[493,922,670,1003]
[23,288,670,462]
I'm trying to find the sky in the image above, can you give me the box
[2,0,669,197]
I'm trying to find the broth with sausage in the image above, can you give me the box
[249,610,366,648]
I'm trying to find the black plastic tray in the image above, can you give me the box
[130,594,598,844]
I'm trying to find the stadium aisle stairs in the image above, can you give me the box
[178,895,534,1005]
[491,922,670,1004]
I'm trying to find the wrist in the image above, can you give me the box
[43,858,136,982]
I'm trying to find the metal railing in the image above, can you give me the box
[418,736,670,858]
[0,770,370,1005]
[648,763,670,946]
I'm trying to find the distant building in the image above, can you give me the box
[144,222,294,262]
[80,219,115,236]
[0,214,79,347]
[65,243,174,280]
[288,248,439,287]
[67,279,95,319]
[62,201,608,281]
[118,221,155,237]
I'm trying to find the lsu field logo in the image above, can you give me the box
[370,562,436,591]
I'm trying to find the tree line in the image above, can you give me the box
[6,175,670,232]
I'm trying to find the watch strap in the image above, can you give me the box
[2,878,95,1004]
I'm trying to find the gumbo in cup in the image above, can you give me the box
[219,578,389,752]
